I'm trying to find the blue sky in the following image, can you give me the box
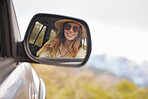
[13,0,148,63]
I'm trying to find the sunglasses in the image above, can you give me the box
[65,24,80,32]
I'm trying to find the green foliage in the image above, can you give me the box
[115,79,138,94]
[31,64,148,99]
[113,79,148,99]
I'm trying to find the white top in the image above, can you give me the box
[39,44,86,58]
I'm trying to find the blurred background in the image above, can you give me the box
[13,0,148,98]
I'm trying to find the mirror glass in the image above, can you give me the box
[28,15,89,65]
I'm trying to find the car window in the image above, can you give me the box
[29,22,46,47]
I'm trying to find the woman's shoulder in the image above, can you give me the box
[39,50,51,57]
[76,48,86,58]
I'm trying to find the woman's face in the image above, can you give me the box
[64,22,80,41]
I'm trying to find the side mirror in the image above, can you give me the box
[24,14,91,67]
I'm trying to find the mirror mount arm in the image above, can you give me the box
[16,41,37,63]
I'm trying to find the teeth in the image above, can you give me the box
[67,33,74,37]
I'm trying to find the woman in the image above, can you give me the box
[36,19,86,58]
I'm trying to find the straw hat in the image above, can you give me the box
[55,19,87,39]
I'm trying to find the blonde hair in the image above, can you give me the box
[37,22,82,58]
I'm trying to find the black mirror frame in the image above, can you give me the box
[24,13,92,67]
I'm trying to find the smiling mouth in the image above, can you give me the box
[67,33,74,37]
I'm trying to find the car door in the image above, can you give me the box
[0,0,46,98]
[0,0,18,85]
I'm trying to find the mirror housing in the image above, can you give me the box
[23,13,91,67]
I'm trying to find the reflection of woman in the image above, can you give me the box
[36,19,86,58]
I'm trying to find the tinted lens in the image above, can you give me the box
[65,24,80,32]
[73,26,79,32]
[65,24,71,30]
